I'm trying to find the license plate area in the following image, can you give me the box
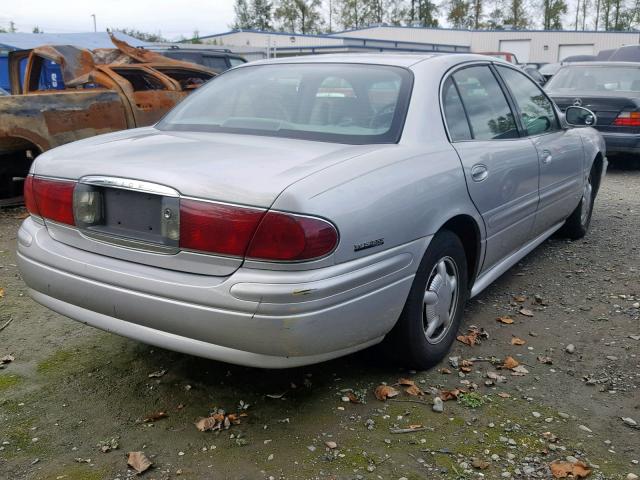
[75,183,180,249]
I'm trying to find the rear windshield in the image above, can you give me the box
[157,63,413,144]
[546,65,640,93]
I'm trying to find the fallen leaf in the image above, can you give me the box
[513,295,527,303]
[549,460,591,478]
[1,354,15,364]
[194,413,226,432]
[472,458,491,470]
[325,441,337,449]
[143,411,168,423]
[397,378,416,387]
[497,316,514,324]
[127,451,152,474]
[519,308,534,317]
[147,369,166,378]
[487,371,506,383]
[0,288,4,298]
[374,385,399,401]
[502,356,520,370]
[408,424,423,429]
[439,368,452,374]
[405,385,424,396]
[537,355,553,365]
[457,330,479,346]
[439,388,465,401]
[497,392,511,398]
[511,337,526,346]
[347,392,361,404]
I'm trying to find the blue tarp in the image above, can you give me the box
[0,32,148,91]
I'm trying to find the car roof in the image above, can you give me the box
[247,53,508,68]
[559,61,640,67]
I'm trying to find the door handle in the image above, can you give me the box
[541,149,553,165]
[471,164,489,182]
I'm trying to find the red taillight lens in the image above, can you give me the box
[30,177,76,225]
[24,175,39,217]
[179,199,265,256]
[613,111,640,126]
[246,211,338,261]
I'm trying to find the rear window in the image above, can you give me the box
[112,68,166,91]
[547,65,640,92]
[157,63,413,144]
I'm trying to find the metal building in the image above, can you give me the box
[202,27,640,63]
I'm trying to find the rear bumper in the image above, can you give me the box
[600,131,640,154]
[18,218,424,368]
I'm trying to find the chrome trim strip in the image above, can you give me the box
[80,229,179,254]
[79,176,180,198]
[470,221,564,298]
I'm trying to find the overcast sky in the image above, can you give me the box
[0,0,236,40]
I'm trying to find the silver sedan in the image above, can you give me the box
[17,54,606,369]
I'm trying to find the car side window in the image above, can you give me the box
[452,66,518,140]
[442,77,472,141]
[497,66,559,136]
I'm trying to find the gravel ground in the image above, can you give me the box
[0,164,638,480]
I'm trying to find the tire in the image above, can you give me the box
[383,230,469,370]
[559,165,597,240]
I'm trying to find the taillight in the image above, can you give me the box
[246,211,338,261]
[179,199,265,256]
[179,198,338,261]
[24,175,39,217]
[28,176,76,225]
[613,111,640,126]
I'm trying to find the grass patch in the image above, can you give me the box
[458,392,485,409]
[0,373,21,391]
[37,349,75,374]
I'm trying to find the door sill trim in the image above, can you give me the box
[470,221,565,298]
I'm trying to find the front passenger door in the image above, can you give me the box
[443,65,540,272]
[496,66,584,236]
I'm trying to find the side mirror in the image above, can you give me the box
[565,106,597,127]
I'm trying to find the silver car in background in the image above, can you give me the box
[17,54,606,369]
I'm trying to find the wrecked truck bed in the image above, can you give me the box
[0,33,215,204]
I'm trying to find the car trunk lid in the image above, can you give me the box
[33,128,380,276]
[550,92,640,132]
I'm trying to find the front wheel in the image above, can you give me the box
[384,230,469,370]
[559,167,597,240]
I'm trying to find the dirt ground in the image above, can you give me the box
[0,164,639,480]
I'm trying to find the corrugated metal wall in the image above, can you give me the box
[337,27,640,62]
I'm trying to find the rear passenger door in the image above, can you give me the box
[442,64,540,272]
[495,65,584,236]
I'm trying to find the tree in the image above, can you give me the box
[542,0,567,29]
[503,0,529,28]
[252,0,274,30]
[233,0,254,29]
[33,26,44,33]
[471,0,483,28]
[417,0,439,26]
[275,0,324,33]
[335,0,361,29]
[115,28,167,42]
[447,0,473,27]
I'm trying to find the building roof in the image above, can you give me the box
[0,31,148,50]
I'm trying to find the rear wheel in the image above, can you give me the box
[559,166,597,240]
[384,230,468,370]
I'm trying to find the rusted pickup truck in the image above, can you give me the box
[0,34,215,203]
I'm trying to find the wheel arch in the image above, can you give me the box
[591,152,604,195]
[437,214,483,288]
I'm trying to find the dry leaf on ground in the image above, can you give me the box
[127,451,152,474]
[513,295,527,303]
[396,378,415,387]
[374,385,399,401]
[346,392,361,404]
[0,287,4,298]
[143,411,168,423]
[147,369,166,378]
[511,365,529,375]
[511,337,526,345]
[549,460,591,478]
[439,388,465,401]
[472,458,491,469]
[439,368,452,374]
[194,411,243,432]
[497,392,511,398]
[537,355,553,364]
[457,330,479,346]
[502,356,520,370]
[405,385,425,396]
[519,308,534,317]
[497,316,514,324]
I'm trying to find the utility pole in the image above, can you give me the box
[91,14,97,32]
